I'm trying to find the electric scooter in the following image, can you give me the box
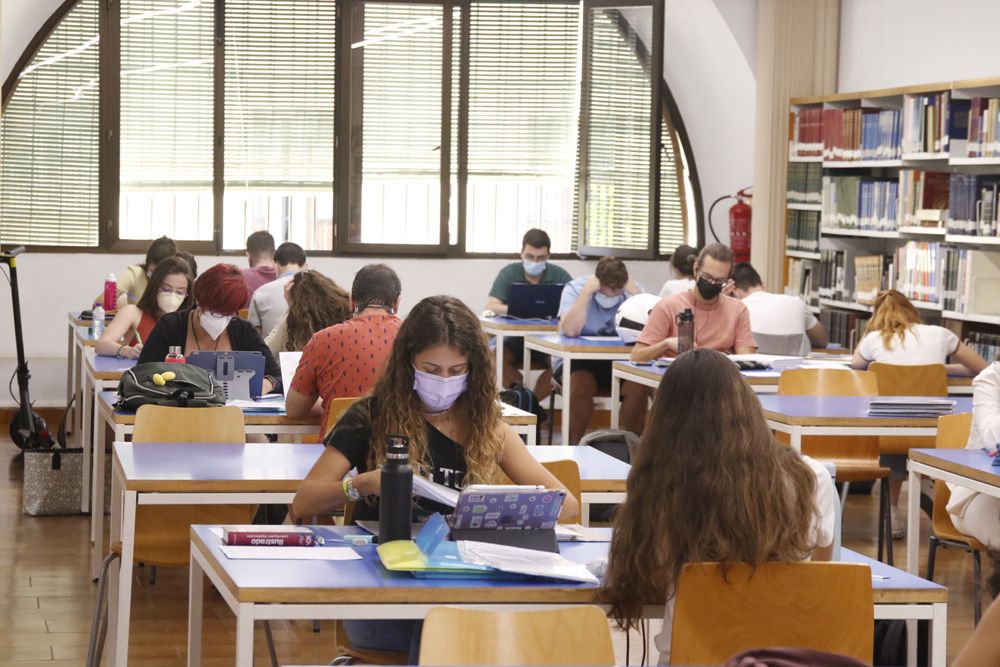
[1,246,52,450]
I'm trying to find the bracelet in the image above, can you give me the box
[342,476,361,501]
[115,345,127,359]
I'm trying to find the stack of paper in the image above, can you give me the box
[456,540,598,583]
[413,476,460,506]
[866,397,956,418]
[729,354,803,370]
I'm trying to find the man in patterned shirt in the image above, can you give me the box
[285,264,403,427]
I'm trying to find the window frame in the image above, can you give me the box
[1,0,701,258]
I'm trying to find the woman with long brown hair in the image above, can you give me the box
[264,270,351,354]
[602,349,836,664]
[293,295,578,660]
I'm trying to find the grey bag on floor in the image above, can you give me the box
[23,446,83,516]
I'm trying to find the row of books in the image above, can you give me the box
[854,254,894,305]
[901,92,969,155]
[947,174,1000,236]
[821,176,899,231]
[898,170,949,227]
[822,309,870,350]
[785,258,815,300]
[789,107,823,158]
[786,161,822,203]
[786,210,820,253]
[941,248,1000,315]
[894,241,940,304]
[967,332,1000,362]
[967,97,1000,158]
[822,108,902,162]
[816,249,848,301]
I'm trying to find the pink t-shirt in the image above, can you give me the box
[241,265,278,305]
[637,290,756,355]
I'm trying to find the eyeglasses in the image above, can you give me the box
[699,274,729,286]
[158,285,188,297]
[206,310,236,319]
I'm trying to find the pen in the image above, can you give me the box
[872,575,890,580]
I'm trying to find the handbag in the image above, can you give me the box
[115,362,225,410]
[23,445,83,516]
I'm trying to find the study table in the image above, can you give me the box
[81,353,136,513]
[906,448,1000,577]
[757,395,973,453]
[104,440,629,666]
[186,524,946,667]
[523,334,632,445]
[479,316,559,389]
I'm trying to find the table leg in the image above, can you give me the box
[930,602,947,667]
[187,547,205,667]
[906,467,920,575]
[66,322,75,445]
[106,465,122,667]
[80,372,94,514]
[76,340,86,463]
[235,603,255,667]
[110,485,137,667]
[789,426,801,453]
[610,372,621,430]
[560,353,571,446]
[494,331,505,390]
[906,619,916,667]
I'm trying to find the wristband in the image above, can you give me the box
[342,476,361,501]
[116,345,127,359]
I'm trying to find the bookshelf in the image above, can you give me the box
[784,76,1000,349]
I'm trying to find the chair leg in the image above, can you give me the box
[149,564,157,585]
[264,620,280,667]
[547,390,556,446]
[839,481,851,507]
[881,478,893,566]
[974,550,983,626]
[926,537,938,581]
[86,552,120,667]
[314,619,322,633]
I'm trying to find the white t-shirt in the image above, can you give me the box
[653,455,837,665]
[741,291,818,354]
[248,272,296,337]
[659,278,694,298]
[856,324,959,365]
[948,363,1000,519]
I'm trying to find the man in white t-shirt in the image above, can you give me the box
[248,242,306,336]
[732,262,828,354]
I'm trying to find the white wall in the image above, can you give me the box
[840,0,1000,91]
[1,0,65,86]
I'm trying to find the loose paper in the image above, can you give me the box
[279,351,303,396]
[219,545,361,561]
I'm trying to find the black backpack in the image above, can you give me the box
[499,383,547,442]
[116,362,226,410]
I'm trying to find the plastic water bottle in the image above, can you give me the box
[92,305,105,339]
[164,345,185,363]
[102,273,117,311]
[676,308,694,355]
[379,435,413,543]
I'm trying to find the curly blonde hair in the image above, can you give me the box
[365,295,503,485]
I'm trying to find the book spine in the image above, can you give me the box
[225,532,316,547]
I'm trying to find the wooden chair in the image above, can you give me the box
[777,368,894,564]
[870,362,948,455]
[418,606,614,665]
[671,561,874,665]
[540,459,582,524]
[238,307,250,320]
[926,412,985,624]
[322,396,363,440]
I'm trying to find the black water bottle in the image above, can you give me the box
[676,308,695,354]
[379,435,413,543]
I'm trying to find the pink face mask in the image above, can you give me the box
[413,368,468,413]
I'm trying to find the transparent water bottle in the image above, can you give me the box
[379,435,413,544]
[676,308,694,355]
[92,305,105,340]
[164,345,185,363]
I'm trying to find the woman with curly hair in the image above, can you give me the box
[293,295,578,661]
[264,270,351,355]
[602,349,836,665]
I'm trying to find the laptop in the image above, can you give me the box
[505,283,564,319]
[186,351,266,400]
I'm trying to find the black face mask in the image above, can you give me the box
[696,276,723,300]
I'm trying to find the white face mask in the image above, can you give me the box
[594,292,620,309]
[199,311,232,340]
[522,259,546,277]
[157,291,185,314]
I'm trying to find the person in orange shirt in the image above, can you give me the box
[620,243,756,435]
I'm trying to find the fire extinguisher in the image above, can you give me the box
[708,187,752,264]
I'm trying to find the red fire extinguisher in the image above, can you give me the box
[708,187,752,264]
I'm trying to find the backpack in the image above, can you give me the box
[115,362,226,411]
[499,383,547,442]
[578,429,639,463]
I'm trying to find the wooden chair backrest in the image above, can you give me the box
[777,368,878,397]
[322,396,363,440]
[540,460,582,524]
[671,562,874,665]
[238,308,249,320]
[931,413,975,536]
[130,405,252,566]
[869,362,948,397]
[418,606,614,666]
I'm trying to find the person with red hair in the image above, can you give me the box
[138,264,281,393]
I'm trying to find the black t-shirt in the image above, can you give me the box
[327,397,467,522]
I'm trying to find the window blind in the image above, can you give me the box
[465,2,578,253]
[119,0,214,240]
[579,9,652,252]
[0,0,100,247]
[659,114,687,254]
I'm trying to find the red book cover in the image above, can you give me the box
[222,525,316,547]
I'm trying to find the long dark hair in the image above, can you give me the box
[602,349,819,630]
[285,271,351,351]
[364,296,502,484]
[134,256,195,319]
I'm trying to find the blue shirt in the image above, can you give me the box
[558,275,639,336]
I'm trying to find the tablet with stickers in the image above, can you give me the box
[451,485,565,531]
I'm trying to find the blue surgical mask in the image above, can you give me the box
[522,259,546,277]
[594,292,620,310]
[413,368,468,413]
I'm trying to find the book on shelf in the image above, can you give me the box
[817,249,848,301]
[968,331,1000,360]
[894,241,941,304]
[785,258,816,300]
[821,175,898,231]
[786,209,820,253]
[787,161,823,204]
[820,308,871,351]
[942,248,1000,315]
[854,254,894,305]
[898,170,949,227]
[790,107,823,158]
[968,97,1000,158]
[902,91,969,155]
[946,174,1000,236]
[819,107,902,162]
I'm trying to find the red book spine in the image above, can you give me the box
[225,531,315,546]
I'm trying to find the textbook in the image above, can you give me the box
[866,397,955,418]
[221,525,316,546]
